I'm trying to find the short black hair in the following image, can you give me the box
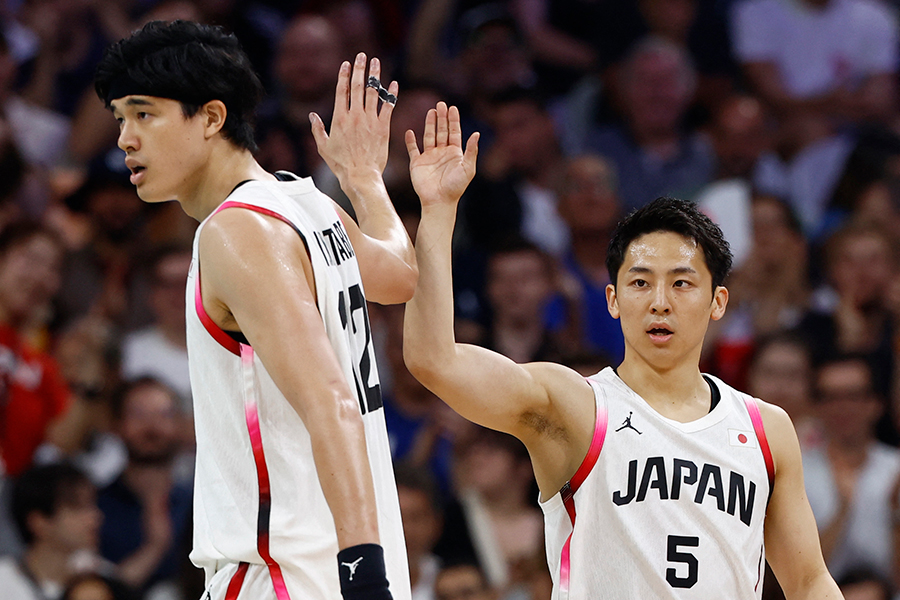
[606,197,733,289]
[95,20,263,152]
[11,463,92,545]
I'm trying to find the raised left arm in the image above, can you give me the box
[310,52,417,305]
[760,401,843,600]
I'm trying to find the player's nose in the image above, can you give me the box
[650,284,671,314]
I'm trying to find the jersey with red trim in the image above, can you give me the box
[540,367,771,599]
[186,173,411,600]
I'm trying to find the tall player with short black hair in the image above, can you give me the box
[96,20,415,600]
[403,103,842,598]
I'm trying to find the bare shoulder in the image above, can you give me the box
[520,361,597,478]
[199,205,306,268]
[753,398,801,472]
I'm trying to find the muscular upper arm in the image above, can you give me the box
[198,208,356,421]
[331,200,417,305]
[407,342,595,489]
[759,401,841,598]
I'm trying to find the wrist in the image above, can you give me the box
[340,170,385,198]
[337,543,392,600]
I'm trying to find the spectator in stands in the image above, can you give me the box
[584,36,713,211]
[462,88,568,258]
[732,0,899,237]
[57,155,148,330]
[804,356,900,582]
[836,569,894,600]
[746,333,821,450]
[62,572,137,600]
[255,13,344,185]
[97,378,193,596]
[0,221,77,477]
[797,224,896,408]
[695,95,776,266]
[434,561,497,600]
[548,154,624,362]
[0,462,105,600]
[396,463,445,600]
[478,238,567,364]
[120,245,192,414]
[446,428,543,592]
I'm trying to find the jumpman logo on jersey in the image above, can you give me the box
[341,556,364,581]
[616,411,642,434]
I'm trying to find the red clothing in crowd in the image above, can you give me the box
[0,323,69,476]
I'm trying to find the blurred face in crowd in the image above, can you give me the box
[558,155,621,236]
[150,250,191,332]
[486,248,553,326]
[747,340,812,420]
[712,97,771,180]
[750,196,805,269]
[620,44,694,137]
[66,577,116,600]
[463,22,531,96]
[435,564,495,600]
[87,183,144,240]
[275,15,343,102]
[0,232,62,324]
[828,230,894,309]
[118,381,181,465]
[33,481,101,553]
[390,88,442,163]
[639,0,697,41]
[397,485,441,560]
[815,360,880,446]
[490,99,557,174]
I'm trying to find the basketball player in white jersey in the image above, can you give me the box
[402,103,843,598]
[95,20,415,600]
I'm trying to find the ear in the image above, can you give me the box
[27,510,50,540]
[606,283,620,319]
[201,100,227,139]
[710,286,728,321]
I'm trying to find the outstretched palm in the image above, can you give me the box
[407,103,479,208]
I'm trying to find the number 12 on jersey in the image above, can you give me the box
[666,535,699,588]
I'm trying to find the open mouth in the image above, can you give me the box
[647,327,673,341]
[129,165,146,185]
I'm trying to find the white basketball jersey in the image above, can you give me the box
[186,173,411,600]
[540,367,773,599]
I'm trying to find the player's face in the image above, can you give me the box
[111,95,209,204]
[606,231,727,370]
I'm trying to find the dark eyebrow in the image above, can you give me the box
[671,267,697,275]
[627,266,652,274]
[109,97,154,113]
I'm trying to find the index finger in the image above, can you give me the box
[332,60,351,116]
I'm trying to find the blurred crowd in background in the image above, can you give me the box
[1,0,900,599]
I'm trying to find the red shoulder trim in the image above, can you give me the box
[743,397,775,500]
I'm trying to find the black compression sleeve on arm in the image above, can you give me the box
[337,543,393,600]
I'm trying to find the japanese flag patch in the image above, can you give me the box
[728,429,757,448]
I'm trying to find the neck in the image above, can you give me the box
[616,351,709,419]
[827,437,871,466]
[492,320,544,363]
[180,145,276,221]
[160,321,187,349]
[25,543,71,587]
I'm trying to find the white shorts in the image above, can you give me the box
[202,561,333,600]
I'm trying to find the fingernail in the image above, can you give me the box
[309,113,317,124]
[356,52,365,63]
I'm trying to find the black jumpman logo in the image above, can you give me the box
[615,411,642,434]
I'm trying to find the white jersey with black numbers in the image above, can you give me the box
[185,172,411,600]
[540,367,774,599]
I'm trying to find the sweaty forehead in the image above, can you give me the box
[624,231,707,271]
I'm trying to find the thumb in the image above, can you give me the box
[309,112,328,150]
[464,131,480,171]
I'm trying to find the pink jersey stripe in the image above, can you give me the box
[241,344,292,600]
[194,276,241,356]
[743,398,775,498]
[224,562,249,600]
[558,382,608,596]
[193,200,298,357]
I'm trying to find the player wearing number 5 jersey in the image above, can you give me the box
[403,103,842,598]
[95,20,414,600]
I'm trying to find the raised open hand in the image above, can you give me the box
[406,102,479,207]
[310,52,397,185]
